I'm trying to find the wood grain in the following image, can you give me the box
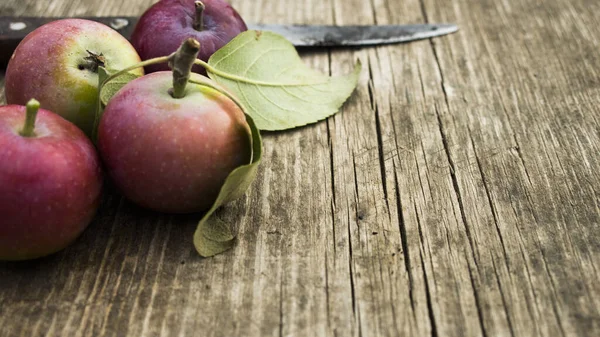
[0,0,599,336]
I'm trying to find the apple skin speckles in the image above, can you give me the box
[5,19,143,137]
[0,104,103,261]
[130,0,247,75]
[97,72,252,213]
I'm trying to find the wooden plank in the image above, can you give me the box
[421,0,600,336]
[328,0,439,335]
[0,0,599,336]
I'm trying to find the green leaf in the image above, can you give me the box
[92,66,110,142]
[205,30,361,131]
[194,217,236,256]
[189,74,262,257]
[92,66,141,142]
[98,66,111,90]
[192,107,263,257]
[99,69,141,107]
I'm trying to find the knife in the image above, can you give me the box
[0,16,457,67]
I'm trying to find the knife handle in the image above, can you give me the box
[0,16,138,68]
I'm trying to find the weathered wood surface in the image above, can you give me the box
[1,0,599,336]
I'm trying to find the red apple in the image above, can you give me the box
[5,19,143,137]
[0,100,103,261]
[97,67,252,213]
[130,0,247,74]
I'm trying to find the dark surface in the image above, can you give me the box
[0,16,457,67]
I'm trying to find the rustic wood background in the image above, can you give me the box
[1,0,599,336]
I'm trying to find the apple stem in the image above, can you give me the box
[193,1,206,31]
[80,50,106,73]
[168,38,201,99]
[20,99,40,137]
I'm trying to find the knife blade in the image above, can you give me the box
[0,16,457,66]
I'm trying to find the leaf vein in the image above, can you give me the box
[242,47,290,76]
[210,38,254,67]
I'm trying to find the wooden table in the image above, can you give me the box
[1,0,599,336]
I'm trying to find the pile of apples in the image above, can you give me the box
[0,0,252,260]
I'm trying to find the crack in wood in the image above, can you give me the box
[466,254,490,337]
[421,249,438,337]
[371,79,392,218]
[490,256,516,337]
[467,128,511,273]
[394,168,415,314]
[414,202,438,337]
[419,2,493,336]
[279,273,283,337]
[537,244,568,337]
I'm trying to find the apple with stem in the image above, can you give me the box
[97,38,252,213]
[0,100,103,261]
[5,19,143,137]
[130,0,247,74]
